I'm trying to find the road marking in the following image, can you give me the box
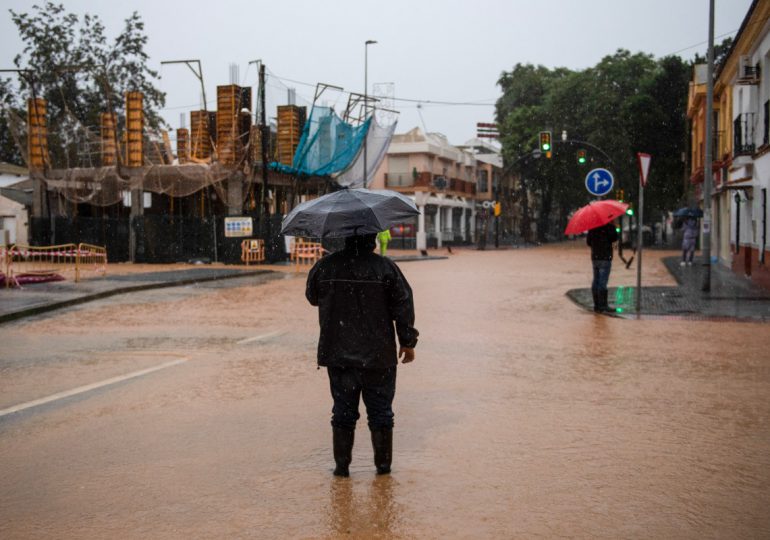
[0,357,189,418]
[236,330,286,345]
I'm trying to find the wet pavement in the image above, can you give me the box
[567,255,770,321]
[1,244,769,538]
[2,248,767,324]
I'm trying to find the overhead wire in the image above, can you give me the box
[157,26,748,120]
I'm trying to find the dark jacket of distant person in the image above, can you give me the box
[306,234,419,369]
[586,223,618,261]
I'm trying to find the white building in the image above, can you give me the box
[0,162,30,245]
[371,127,502,250]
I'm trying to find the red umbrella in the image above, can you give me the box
[564,200,628,235]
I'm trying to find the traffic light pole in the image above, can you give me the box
[636,179,644,314]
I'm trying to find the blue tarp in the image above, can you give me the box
[270,106,371,177]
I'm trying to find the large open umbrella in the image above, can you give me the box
[673,207,703,218]
[564,200,628,235]
[281,188,419,238]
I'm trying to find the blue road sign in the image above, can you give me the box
[585,168,614,197]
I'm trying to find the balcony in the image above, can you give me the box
[734,113,756,157]
[385,171,476,196]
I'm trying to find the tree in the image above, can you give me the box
[693,37,734,70]
[0,2,165,167]
[496,49,690,242]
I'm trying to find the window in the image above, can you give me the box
[477,169,488,193]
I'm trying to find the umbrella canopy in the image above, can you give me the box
[673,207,703,218]
[564,200,629,235]
[280,188,419,238]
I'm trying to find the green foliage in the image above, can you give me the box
[0,2,165,166]
[0,78,23,165]
[496,49,691,240]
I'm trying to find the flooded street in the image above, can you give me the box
[1,243,769,539]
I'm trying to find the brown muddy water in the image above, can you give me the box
[0,243,769,539]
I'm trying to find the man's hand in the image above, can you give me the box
[399,347,415,363]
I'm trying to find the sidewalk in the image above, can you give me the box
[567,256,770,321]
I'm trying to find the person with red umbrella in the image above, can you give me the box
[565,200,627,313]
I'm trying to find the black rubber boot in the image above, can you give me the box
[592,289,600,312]
[370,428,393,475]
[332,427,354,477]
[599,290,613,313]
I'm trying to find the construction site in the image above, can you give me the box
[1,63,396,274]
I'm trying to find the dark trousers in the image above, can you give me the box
[591,259,612,293]
[327,366,397,431]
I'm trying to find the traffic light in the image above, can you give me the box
[626,204,634,216]
[539,131,552,152]
[616,189,625,202]
[577,149,587,165]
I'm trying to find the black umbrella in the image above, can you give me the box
[673,207,703,218]
[280,188,419,238]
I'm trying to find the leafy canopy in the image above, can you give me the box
[0,2,165,166]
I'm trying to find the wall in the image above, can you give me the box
[0,196,28,244]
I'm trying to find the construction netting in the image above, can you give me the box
[334,113,397,189]
[4,106,248,206]
[43,164,234,206]
[271,106,370,178]
[269,105,397,189]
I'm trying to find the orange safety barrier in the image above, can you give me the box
[4,243,107,287]
[292,238,325,271]
[76,243,108,281]
[241,239,265,265]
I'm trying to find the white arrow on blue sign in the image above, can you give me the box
[585,168,614,197]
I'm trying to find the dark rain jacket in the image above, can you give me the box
[586,223,618,261]
[306,235,419,369]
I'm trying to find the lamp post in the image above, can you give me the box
[364,39,377,188]
[702,0,715,291]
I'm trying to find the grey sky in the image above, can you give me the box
[0,0,753,145]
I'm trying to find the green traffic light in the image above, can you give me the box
[626,208,634,216]
[615,227,621,233]
[578,156,586,164]
[542,143,550,151]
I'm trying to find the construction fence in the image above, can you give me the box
[2,243,107,288]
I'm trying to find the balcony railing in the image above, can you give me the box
[734,112,756,157]
[384,172,414,187]
[385,171,476,195]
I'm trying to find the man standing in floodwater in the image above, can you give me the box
[306,234,419,477]
[587,222,618,313]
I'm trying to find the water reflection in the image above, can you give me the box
[327,475,399,538]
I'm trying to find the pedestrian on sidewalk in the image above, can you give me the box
[586,222,619,313]
[681,217,699,266]
[306,233,419,477]
[377,228,391,257]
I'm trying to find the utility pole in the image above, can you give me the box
[702,0,715,291]
[364,40,377,188]
[258,63,270,243]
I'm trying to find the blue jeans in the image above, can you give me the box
[591,259,612,292]
[327,366,397,431]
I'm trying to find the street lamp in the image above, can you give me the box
[364,39,377,188]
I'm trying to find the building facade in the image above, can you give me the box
[0,163,30,245]
[371,127,503,250]
[689,0,770,290]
